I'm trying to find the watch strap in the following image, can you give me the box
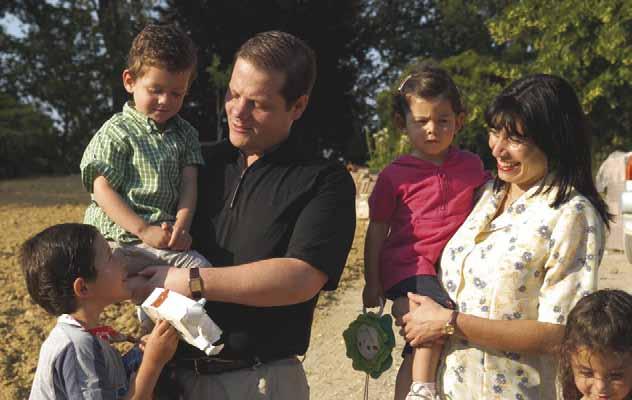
[189,267,203,300]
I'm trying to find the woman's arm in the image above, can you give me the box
[398,293,564,354]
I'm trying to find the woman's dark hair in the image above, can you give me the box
[485,74,611,227]
[19,223,100,316]
[558,289,632,399]
[393,61,465,119]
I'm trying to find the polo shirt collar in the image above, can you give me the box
[236,130,309,169]
[123,101,179,134]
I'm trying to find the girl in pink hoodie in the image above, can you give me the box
[362,62,488,400]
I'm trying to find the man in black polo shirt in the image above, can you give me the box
[131,31,356,399]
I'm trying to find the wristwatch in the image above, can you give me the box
[443,310,459,336]
[189,267,203,300]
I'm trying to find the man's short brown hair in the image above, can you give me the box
[127,24,198,83]
[20,223,99,316]
[235,30,316,107]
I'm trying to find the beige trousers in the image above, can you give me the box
[173,357,310,400]
[108,241,210,274]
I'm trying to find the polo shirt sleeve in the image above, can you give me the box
[180,122,205,169]
[285,164,356,291]
[368,170,396,222]
[538,200,605,325]
[54,337,121,399]
[80,122,129,194]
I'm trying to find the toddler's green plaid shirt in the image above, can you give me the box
[80,102,204,244]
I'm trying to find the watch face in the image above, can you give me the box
[445,325,455,335]
[189,279,202,293]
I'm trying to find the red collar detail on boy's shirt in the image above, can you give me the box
[59,314,133,343]
[87,325,130,343]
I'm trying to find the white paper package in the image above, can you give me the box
[141,288,223,356]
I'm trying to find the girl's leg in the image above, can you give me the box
[407,343,442,399]
[394,353,413,400]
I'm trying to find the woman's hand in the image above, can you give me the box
[397,292,453,347]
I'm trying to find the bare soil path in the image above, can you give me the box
[0,175,630,399]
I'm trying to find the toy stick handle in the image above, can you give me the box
[362,297,384,317]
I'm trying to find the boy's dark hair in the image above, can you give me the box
[234,30,316,108]
[558,289,632,399]
[485,74,611,227]
[393,61,465,119]
[20,223,100,316]
[127,23,198,84]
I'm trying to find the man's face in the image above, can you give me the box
[225,58,307,164]
[123,66,192,125]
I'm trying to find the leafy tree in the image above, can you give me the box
[2,0,155,173]
[0,92,57,178]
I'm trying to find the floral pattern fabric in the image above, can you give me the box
[437,180,606,400]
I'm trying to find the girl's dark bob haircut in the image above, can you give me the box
[484,74,611,227]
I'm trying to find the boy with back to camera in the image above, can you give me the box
[80,24,209,278]
[21,223,178,399]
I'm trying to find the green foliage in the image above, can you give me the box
[365,0,632,170]
[0,93,57,178]
[2,1,154,177]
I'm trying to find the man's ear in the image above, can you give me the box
[290,95,309,121]
[73,277,89,298]
[122,69,136,94]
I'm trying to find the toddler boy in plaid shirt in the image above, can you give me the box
[80,24,210,285]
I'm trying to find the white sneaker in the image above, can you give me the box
[405,383,437,400]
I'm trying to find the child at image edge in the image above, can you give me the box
[80,24,209,278]
[558,289,632,400]
[362,62,489,400]
[21,223,178,399]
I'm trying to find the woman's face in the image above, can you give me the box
[488,124,548,192]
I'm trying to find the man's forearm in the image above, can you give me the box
[184,258,328,306]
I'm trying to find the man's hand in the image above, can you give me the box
[137,224,171,249]
[137,266,191,298]
[142,320,178,367]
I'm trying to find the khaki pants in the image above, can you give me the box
[173,357,310,400]
[108,242,210,274]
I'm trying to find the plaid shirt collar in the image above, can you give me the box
[123,101,179,134]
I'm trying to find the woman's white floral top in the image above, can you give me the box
[437,179,606,400]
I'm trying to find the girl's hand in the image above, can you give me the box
[398,293,452,346]
[142,320,178,367]
[362,282,384,308]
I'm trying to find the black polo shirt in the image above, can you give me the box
[184,133,356,361]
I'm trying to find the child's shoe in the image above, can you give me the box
[405,382,437,400]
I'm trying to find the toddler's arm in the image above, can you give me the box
[168,166,198,250]
[125,320,178,400]
[93,176,171,248]
[362,220,389,307]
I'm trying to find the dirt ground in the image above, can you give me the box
[1,175,630,399]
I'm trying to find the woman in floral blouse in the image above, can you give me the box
[395,74,612,399]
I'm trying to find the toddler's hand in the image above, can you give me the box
[138,225,171,249]
[142,320,178,367]
[168,226,192,251]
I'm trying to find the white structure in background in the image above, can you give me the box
[595,151,631,260]
[620,156,632,263]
